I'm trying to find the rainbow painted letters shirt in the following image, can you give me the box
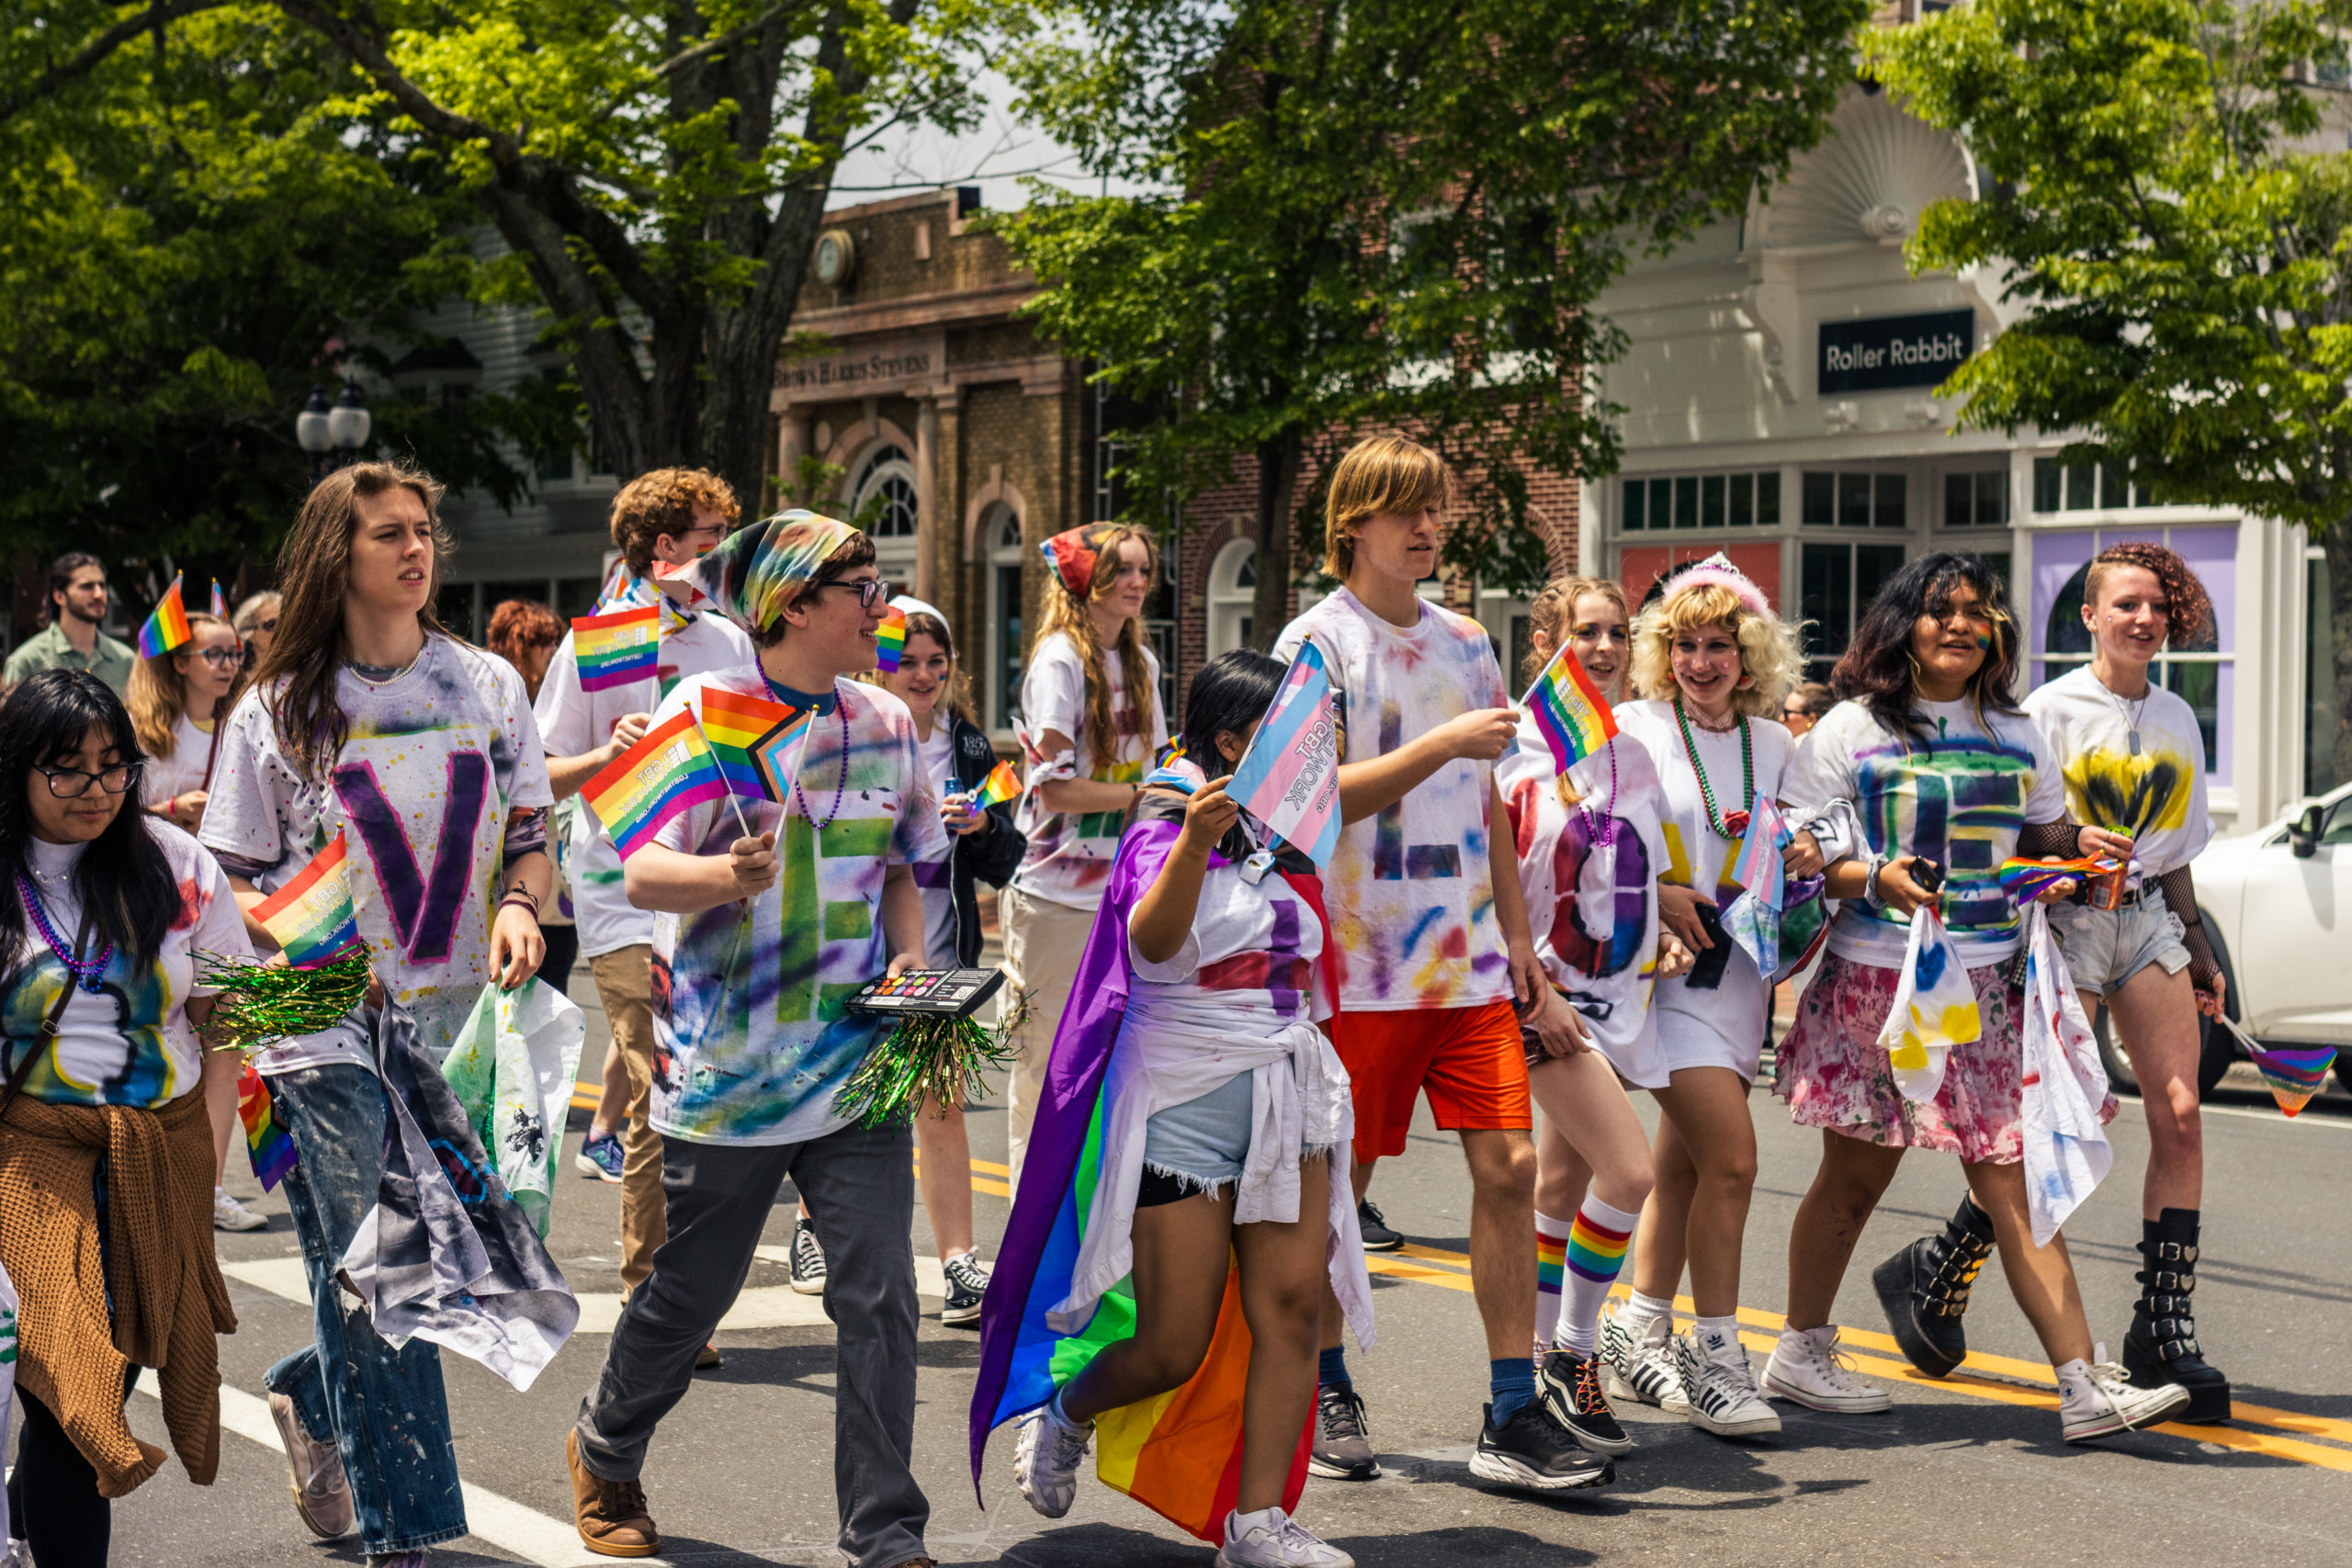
[1272,590,1515,1013]
[648,672,947,1146]
[1010,630,1166,911]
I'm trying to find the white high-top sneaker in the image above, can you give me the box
[1600,1300,1690,1415]
[1671,1324,1781,1438]
[1762,1325,1893,1413]
[2057,1358,2190,1442]
[1012,1393,1094,1517]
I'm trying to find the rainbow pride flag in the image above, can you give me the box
[236,1063,299,1190]
[966,760,1021,809]
[137,574,193,658]
[875,604,909,672]
[583,710,727,857]
[572,604,661,692]
[698,687,802,796]
[2215,1015,2334,1116]
[252,831,366,969]
[1996,855,2120,903]
[1520,642,1617,774]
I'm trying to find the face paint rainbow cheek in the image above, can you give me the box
[1975,633,1991,650]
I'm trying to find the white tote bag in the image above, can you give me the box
[2018,906,2114,1247]
[0,1256,17,1544]
[1877,904,1981,1103]
[441,977,587,1238]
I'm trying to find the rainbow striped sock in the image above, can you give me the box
[1533,1211,1573,1355]
[1556,1196,1641,1355]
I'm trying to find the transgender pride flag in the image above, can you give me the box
[1225,638,1341,868]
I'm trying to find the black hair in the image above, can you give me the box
[1179,649,1286,770]
[1832,551,2021,742]
[45,551,102,625]
[0,670,179,970]
[1639,558,1697,609]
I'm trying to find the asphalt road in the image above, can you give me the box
[45,987,2352,1568]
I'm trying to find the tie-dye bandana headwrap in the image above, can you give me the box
[658,509,860,636]
[1039,523,1123,598]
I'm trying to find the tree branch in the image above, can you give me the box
[0,0,237,125]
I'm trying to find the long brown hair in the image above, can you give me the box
[1036,524,1159,764]
[860,610,976,726]
[125,611,232,759]
[255,461,455,781]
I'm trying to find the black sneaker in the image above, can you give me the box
[789,1216,827,1295]
[1356,1199,1403,1253]
[1308,1382,1380,1480]
[940,1251,989,1327]
[1468,1402,1613,1492]
[1535,1349,1634,1457]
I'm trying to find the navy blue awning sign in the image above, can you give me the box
[1817,310,1975,394]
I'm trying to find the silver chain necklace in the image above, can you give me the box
[2098,669,2151,756]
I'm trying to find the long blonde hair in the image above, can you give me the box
[127,611,232,759]
[1629,582,1803,719]
[1038,525,1159,764]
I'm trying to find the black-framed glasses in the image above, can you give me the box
[190,648,246,668]
[37,762,141,798]
[809,578,887,609]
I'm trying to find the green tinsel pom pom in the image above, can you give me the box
[198,949,373,1055]
[831,998,1024,1130]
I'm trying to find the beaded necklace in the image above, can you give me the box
[17,874,111,991]
[762,672,852,829]
[1673,696,1753,840]
[1571,739,1621,847]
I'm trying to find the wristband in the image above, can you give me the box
[498,888,540,914]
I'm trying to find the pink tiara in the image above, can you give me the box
[1665,552,1770,618]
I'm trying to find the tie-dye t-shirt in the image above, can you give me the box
[2022,666,2211,878]
[1498,727,1669,1083]
[1123,820,1334,1035]
[534,581,755,958]
[201,635,555,1072]
[648,672,948,1146]
[1010,630,1166,911]
[1781,696,2064,968]
[6,825,252,1108]
[1272,589,1515,1013]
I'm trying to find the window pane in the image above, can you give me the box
[1650,478,1673,530]
[2163,660,2220,773]
[1838,472,1871,528]
[1975,469,2008,525]
[2044,564,2093,655]
[1729,473,1754,526]
[2310,555,2341,795]
[1674,476,1699,529]
[1702,474,1726,528]
[1802,471,1834,526]
[1856,545,1906,616]
[1944,473,1971,528]
[1874,473,1906,528]
[996,563,1024,730]
[2033,458,2060,513]
[2064,464,2095,510]
[1623,478,1646,531]
[1758,472,1782,526]
[1974,552,2014,610]
[557,576,605,621]
[1800,543,1853,678]
[2099,460,2129,511]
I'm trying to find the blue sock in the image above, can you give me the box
[1489,1357,1535,1424]
[1317,1346,1351,1391]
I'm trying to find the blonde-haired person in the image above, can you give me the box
[1274,436,1604,1493]
[126,608,266,1233]
[234,589,283,671]
[1002,522,1166,1190]
[1600,554,1819,1440]
[865,596,1025,1325]
[200,459,555,1565]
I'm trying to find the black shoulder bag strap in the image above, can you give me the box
[0,904,94,1124]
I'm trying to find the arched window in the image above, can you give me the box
[1208,537,1256,656]
[984,503,1024,731]
[853,445,920,537]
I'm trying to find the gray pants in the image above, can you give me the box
[574,1121,928,1568]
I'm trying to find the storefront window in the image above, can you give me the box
[1622,470,1779,530]
[1799,542,1907,682]
[2032,457,2160,513]
[1943,468,2009,527]
[1800,471,1906,528]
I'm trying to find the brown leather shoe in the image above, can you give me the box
[568,1429,660,1558]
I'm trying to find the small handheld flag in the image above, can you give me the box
[1996,856,2119,903]
[698,687,803,797]
[572,605,662,692]
[583,710,729,857]
[209,580,229,620]
[1726,795,1792,912]
[237,1064,299,1190]
[875,604,909,672]
[1521,643,1618,774]
[749,708,817,806]
[965,760,1021,810]
[2215,1014,2334,1116]
[1225,638,1342,868]
[251,830,366,969]
[136,574,194,658]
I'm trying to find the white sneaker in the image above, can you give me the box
[214,1187,266,1233]
[1672,1325,1781,1438]
[3,1538,30,1568]
[1600,1302,1689,1415]
[1216,1506,1355,1568]
[2058,1359,2191,1442]
[1012,1393,1093,1518]
[1762,1325,1892,1414]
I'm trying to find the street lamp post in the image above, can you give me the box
[297,381,371,486]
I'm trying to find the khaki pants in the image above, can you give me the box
[998,885,1096,1195]
[590,944,664,1294]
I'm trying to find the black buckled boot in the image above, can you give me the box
[1871,1193,1995,1379]
[2121,1208,2230,1424]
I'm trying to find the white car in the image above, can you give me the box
[2131,779,2352,1099]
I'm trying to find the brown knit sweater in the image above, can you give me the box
[0,1081,237,1496]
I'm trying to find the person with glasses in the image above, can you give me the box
[234,590,283,671]
[0,671,248,1564]
[534,468,751,1342]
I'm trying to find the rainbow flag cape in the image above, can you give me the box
[572,604,661,692]
[972,821,1340,1541]
[583,710,727,857]
[209,580,229,619]
[2214,1015,2334,1116]
[748,708,816,805]
[966,760,1021,809]
[136,574,193,658]
[1520,642,1618,774]
[236,1063,299,1190]
[874,604,909,672]
[1224,637,1341,868]
[698,687,802,797]
[251,830,366,969]
[1996,855,2120,903]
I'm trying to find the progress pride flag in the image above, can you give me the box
[1226,638,1341,868]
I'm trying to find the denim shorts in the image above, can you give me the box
[2048,897,2190,997]
[1138,1071,1256,1204]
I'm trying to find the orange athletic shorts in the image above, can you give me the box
[1331,999,1532,1162]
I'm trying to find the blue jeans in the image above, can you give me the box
[261,1062,468,1554]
